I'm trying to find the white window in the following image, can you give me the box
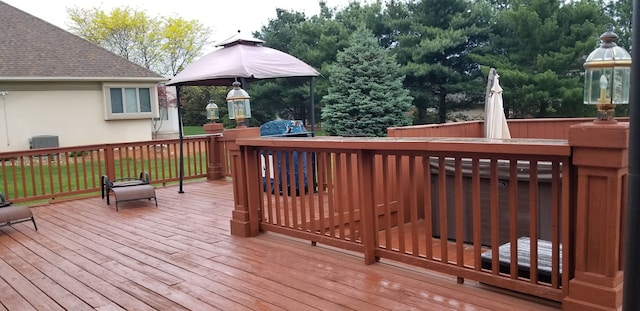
[104,84,159,120]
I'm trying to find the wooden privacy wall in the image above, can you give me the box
[238,137,571,302]
[506,118,614,139]
[388,121,484,138]
[388,117,630,140]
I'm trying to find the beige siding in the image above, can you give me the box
[0,85,156,152]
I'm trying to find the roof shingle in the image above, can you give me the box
[0,1,164,80]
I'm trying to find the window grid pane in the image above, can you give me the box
[110,88,124,113]
[124,88,138,113]
[139,88,151,112]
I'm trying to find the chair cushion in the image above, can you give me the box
[0,205,33,223]
[112,184,156,201]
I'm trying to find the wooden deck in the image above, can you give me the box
[0,180,560,310]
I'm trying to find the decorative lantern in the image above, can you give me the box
[583,27,631,122]
[205,100,219,123]
[226,81,251,127]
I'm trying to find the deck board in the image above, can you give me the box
[0,180,560,310]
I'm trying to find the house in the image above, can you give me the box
[0,1,167,152]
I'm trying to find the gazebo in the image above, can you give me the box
[166,31,321,192]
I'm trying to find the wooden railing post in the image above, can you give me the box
[226,127,261,237]
[564,122,629,311]
[359,150,378,264]
[104,144,116,180]
[203,123,224,180]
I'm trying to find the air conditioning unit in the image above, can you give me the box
[29,135,59,149]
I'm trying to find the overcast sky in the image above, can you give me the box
[4,0,362,50]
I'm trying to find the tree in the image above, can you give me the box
[160,17,212,76]
[67,6,211,76]
[251,4,352,125]
[389,0,491,124]
[251,9,318,124]
[605,0,632,50]
[179,86,231,127]
[603,0,632,117]
[321,27,413,137]
[472,0,609,118]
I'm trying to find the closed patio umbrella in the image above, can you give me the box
[484,69,511,139]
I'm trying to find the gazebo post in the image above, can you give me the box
[176,85,185,194]
[310,77,316,137]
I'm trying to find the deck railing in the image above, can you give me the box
[0,118,627,309]
[0,135,221,204]
[236,136,572,302]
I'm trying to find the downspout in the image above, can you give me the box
[0,91,8,146]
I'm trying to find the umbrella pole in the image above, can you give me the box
[623,0,640,308]
[176,85,185,194]
[310,77,315,137]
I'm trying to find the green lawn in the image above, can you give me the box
[183,126,206,136]
[2,151,207,202]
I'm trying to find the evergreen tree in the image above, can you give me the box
[472,0,608,118]
[253,5,353,125]
[388,0,491,124]
[605,0,632,50]
[321,27,413,137]
[252,2,385,126]
[179,86,232,127]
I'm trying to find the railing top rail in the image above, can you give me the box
[237,136,571,157]
[506,117,629,124]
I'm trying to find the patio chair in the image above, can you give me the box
[101,172,149,202]
[0,192,38,230]
[102,172,157,211]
